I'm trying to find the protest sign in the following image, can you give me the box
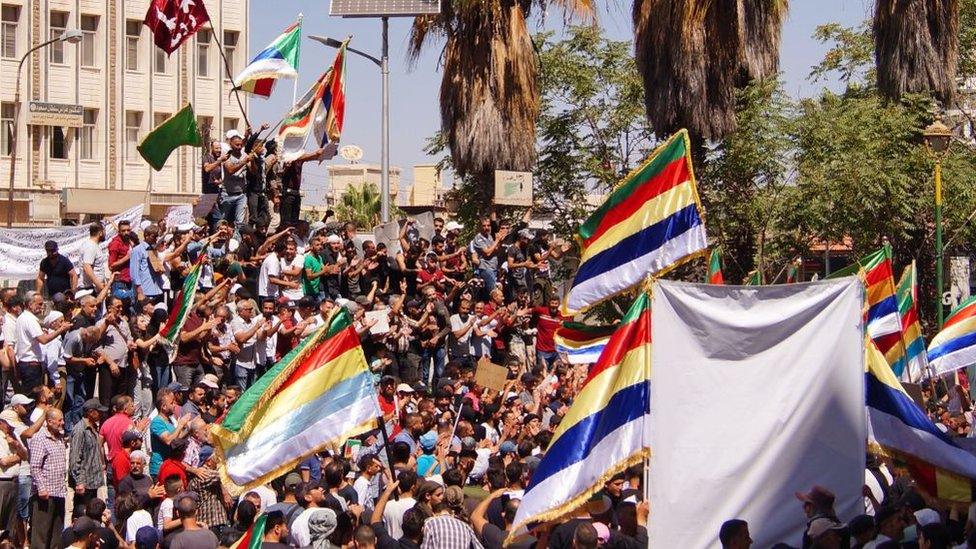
[365,310,390,335]
[475,356,508,392]
[0,204,144,280]
[373,220,402,256]
[165,204,194,229]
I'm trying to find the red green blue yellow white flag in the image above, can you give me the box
[278,71,329,161]
[706,247,724,284]
[561,129,707,314]
[510,292,650,542]
[829,247,903,356]
[866,338,976,502]
[233,19,301,97]
[927,295,976,379]
[554,321,617,365]
[890,262,926,381]
[211,308,381,495]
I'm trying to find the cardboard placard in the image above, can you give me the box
[494,170,533,206]
[475,356,508,392]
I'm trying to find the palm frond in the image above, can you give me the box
[873,0,958,103]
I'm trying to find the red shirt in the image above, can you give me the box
[112,449,132,487]
[100,413,134,462]
[417,268,446,290]
[108,235,131,283]
[157,458,188,488]
[533,307,564,353]
[174,313,206,366]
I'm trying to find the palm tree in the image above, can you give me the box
[632,0,788,142]
[873,0,958,103]
[335,182,383,229]
[409,1,594,183]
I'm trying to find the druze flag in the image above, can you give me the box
[143,0,211,55]
[137,104,202,171]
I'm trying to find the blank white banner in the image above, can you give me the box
[649,279,865,548]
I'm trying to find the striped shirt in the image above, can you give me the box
[29,427,67,498]
[420,514,484,549]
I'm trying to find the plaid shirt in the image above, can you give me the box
[188,468,228,528]
[421,514,484,549]
[29,427,67,498]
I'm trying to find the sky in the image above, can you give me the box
[246,0,874,203]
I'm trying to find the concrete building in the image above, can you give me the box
[0,0,248,225]
[325,162,399,208]
[405,164,443,208]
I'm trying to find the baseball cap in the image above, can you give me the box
[499,441,517,455]
[121,430,142,445]
[420,431,438,451]
[134,526,160,549]
[794,485,835,509]
[225,129,243,140]
[445,221,463,232]
[396,383,414,394]
[9,394,32,406]
[806,517,845,539]
[914,508,941,527]
[284,472,302,489]
[166,382,189,393]
[593,522,610,545]
[198,445,214,464]
[326,234,342,244]
[200,374,220,389]
[42,311,63,327]
[82,398,109,413]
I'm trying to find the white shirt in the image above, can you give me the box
[2,312,16,347]
[290,507,323,547]
[126,509,153,543]
[14,310,43,363]
[258,252,281,298]
[280,254,305,300]
[229,316,262,369]
[383,496,416,539]
[157,497,174,530]
[79,238,106,288]
[41,334,62,383]
[353,475,374,508]
[449,314,474,357]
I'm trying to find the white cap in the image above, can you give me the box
[396,383,414,393]
[177,222,196,232]
[200,374,220,389]
[326,234,342,244]
[43,311,63,327]
[445,221,464,232]
[74,288,94,299]
[139,220,152,231]
[9,394,32,406]
[309,221,326,234]
[154,302,168,313]
[228,238,240,253]
[230,283,243,295]
[914,508,941,527]
[225,129,243,140]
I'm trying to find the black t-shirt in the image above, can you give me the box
[281,160,306,191]
[201,153,222,194]
[40,253,74,296]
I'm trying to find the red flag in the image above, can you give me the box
[143,0,211,55]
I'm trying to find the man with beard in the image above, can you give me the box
[28,409,67,549]
[79,224,107,295]
[392,413,425,456]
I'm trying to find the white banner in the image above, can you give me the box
[0,204,144,281]
[649,279,865,548]
[164,204,194,229]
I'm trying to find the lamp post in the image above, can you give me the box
[310,22,391,223]
[6,29,83,228]
[923,118,952,329]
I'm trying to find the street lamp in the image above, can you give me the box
[6,29,83,227]
[310,30,391,223]
[923,117,952,329]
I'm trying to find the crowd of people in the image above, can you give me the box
[7,124,976,549]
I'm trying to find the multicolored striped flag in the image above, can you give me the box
[230,514,266,549]
[743,270,762,286]
[706,247,724,284]
[211,308,381,495]
[891,262,927,381]
[829,247,903,358]
[866,338,976,502]
[277,41,347,161]
[785,259,800,284]
[510,292,650,541]
[927,296,976,379]
[159,257,203,361]
[554,321,618,365]
[233,19,301,97]
[561,129,707,314]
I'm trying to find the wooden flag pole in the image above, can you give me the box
[208,24,251,129]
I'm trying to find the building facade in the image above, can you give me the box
[325,163,400,208]
[0,0,248,225]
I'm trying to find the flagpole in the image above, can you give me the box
[209,23,251,129]
[293,13,303,106]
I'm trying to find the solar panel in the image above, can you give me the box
[330,0,440,17]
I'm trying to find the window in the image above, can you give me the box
[125,20,141,71]
[153,112,171,127]
[48,127,68,159]
[79,109,96,160]
[154,46,166,74]
[80,15,98,67]
[196,29,211,77]
[223,31,238,78]
[1,5,18,59]
[197,115,213,141]
[49,11,68,64]
[223,117,239,136]
[1,103,13,156]
[125,111,142,161]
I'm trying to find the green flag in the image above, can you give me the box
[137,104,202,171]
